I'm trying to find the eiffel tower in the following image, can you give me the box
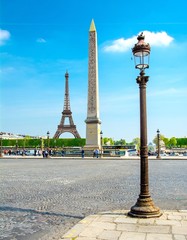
[53,71,81,138]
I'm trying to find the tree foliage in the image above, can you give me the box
[113,139,126,146]
[169,137,177,148]
[103,137,114,145]
[176,138,187,147]
[132,137,140,150]
[2,138,86,148]
[152,135,187,148]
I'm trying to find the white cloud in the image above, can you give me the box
[36,38,46,43]
[0,29,11,46]
[142,31,174,46]
[104,37,136,52]
[103,31,174,53]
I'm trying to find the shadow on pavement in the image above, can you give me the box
[0,206,84,219]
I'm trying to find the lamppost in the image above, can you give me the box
[16,139,18,155]
[40,137,43,151]
[129,33,161,218]
[100,130,103,157]
[54,139,56,156]
[47,131,50,148]
[0,133,3,158]
[157,129,161,159]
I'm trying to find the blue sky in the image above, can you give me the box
[0,0,187,142]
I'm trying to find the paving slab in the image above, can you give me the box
[174,235,187,240]
[60,210,187,240]
[119,232,146,240]
[146,233,172,240]
[98,230,122,240]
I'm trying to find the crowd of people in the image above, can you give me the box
[3,148,102,158]
[3,148,65,157]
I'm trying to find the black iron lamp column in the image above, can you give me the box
[128,33,161,218]
[16,139,18,155]
[40,137,43,152]
[157,129,161,159]
[100,131,103,157]
[0,133,3,158]
[47,131,50,148]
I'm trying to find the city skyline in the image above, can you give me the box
[0,0,187,142]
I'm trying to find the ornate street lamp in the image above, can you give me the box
[129,33,161,218]
[100,131,103,157]
[16,139,18,155]
[40,137,43,151]
[157,129,161,159]
[0,133,3,158]
[47,131,50,148]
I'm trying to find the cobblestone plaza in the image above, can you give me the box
[0,158,187,239]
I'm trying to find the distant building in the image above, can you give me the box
[0,132,41,139]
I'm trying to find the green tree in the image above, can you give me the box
[169,137,177,148]
[176,138,187,147]
[103,137,114,145]
[2,138,86,148]
[114,139,126,146]
[163,137,169,148]
[132,137,140,150]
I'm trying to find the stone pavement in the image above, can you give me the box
[61,210,187,240]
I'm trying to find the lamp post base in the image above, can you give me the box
[128,196,162,218]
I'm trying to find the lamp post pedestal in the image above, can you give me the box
[129,196,161,218]
[129,71,161,218]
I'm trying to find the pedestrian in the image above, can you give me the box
[42,150,45,158]
[45,150,48,158]
[38,150,42,156]
[34,149,37,156]
[96,149,99,158]
[81,149,84,158]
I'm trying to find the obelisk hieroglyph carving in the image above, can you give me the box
[85,19,101,149]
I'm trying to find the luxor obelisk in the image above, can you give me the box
[85,19,101,150]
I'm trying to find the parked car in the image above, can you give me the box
[160,153,168,156]
[169,152,179,156]
[128,149,138,156]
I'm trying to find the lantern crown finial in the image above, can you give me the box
[133,32,150,50]
[137,32,144,41]
[132,32,150,70]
